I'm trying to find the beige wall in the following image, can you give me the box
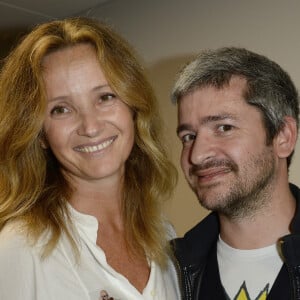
[89,0,300,236]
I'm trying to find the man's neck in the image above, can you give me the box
[219,182,296,250]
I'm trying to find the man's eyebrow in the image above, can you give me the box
[177,114,238,135]
[176,124,193,135]
[200,114,238,125]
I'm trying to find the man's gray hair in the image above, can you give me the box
[171,47,299,167]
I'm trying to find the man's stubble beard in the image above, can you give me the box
[192,147,276,220]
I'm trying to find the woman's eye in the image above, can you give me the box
[50,106,70,115]
[100,93,116,102]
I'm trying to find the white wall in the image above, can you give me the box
[87,0,300,236]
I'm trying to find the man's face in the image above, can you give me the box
[177,76,277,218]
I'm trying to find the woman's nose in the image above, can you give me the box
[76,110,102,137]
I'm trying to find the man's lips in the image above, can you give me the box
[192,168,232,186]
[188,159,238,186]
[74,136,117,153]
[195,167,232,178]
[189,159,237,179]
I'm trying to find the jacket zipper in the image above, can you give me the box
[279,239,297,299]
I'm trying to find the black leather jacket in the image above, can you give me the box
[173,184,300,300]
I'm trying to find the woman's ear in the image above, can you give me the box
[39,131,49,149]
[274,116,298,159]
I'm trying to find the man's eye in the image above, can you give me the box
[181,134,196,144]
[50,106,70,115]
[218,124,233,132]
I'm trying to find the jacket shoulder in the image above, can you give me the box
[172,212,219,265]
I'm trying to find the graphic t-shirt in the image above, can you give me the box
[217,236,283,300]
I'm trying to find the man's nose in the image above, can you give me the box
[189,133,218,165]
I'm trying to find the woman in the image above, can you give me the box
[0,17,179,299]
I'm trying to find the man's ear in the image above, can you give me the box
[274,116,298,159]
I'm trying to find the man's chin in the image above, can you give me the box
[196,189,229,211]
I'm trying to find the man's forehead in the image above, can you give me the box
[178,76,248,111]
[178,75,248,104]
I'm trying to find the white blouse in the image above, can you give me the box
[0,207,180,300]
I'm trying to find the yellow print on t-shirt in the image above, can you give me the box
[234,282,268,300]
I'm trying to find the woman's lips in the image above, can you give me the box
[74,136,117,153]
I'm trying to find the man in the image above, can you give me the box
[171,47,300,300]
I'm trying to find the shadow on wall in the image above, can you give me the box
[0,28,29,65]
[146,53,196,138]
[146,54,195,104]
[146,54,209,237]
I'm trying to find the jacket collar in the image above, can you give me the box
[289,183,300,233]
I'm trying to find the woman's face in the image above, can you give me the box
[42,43,135,185]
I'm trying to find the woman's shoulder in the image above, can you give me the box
[0,221,41,298]
[164,221,177,240]
[0,220,36,259]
